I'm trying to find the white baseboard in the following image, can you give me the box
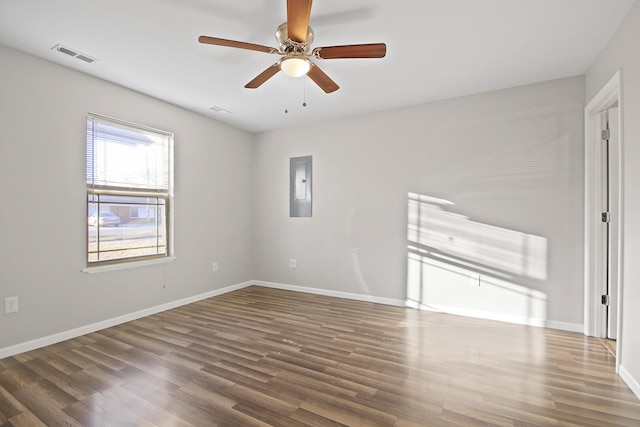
[620,365,640,400]
[408,301,583,333]
[0,281,254,359]
[255,281,406,307]
[544,320,584,333]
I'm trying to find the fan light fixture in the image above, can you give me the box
[280,57,311,77]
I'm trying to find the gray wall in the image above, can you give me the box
[253,76,585,330]
[586,0,640,393]
[0,45,254,350]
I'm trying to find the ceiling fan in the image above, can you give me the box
[198,0,386,94]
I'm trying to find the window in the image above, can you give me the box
[86,114,173,266]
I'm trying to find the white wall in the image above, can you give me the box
[0,44,254,351]
[253,76,585,330]
[586,0,640,395]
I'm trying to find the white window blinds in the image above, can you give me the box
[86,115,172,191]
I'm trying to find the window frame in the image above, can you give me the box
[84,113,175,272]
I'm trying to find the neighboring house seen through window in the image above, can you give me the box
[86,114,173,266]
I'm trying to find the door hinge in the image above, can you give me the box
[601,294,610,306]
[601,212,611,223]
[601,129,611,140]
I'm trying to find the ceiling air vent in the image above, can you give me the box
[209,106,232,115]
[51,44,98,64]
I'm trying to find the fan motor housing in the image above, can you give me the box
[276,23,314,53]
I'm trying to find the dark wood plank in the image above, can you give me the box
[0,285,638,426]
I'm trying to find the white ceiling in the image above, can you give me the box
[0,0,635,133]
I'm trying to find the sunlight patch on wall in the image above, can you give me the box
[407,193,547,280]
[407,250,548,324]
[406,193,549,325]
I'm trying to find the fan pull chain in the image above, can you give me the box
[284,89,289,114]
[283,79,309,114]
[302,79,307,107]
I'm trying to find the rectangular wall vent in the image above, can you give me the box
[57,46,76,56]
[209,106,232,115]
[76,55,95,63]
[51,44,98,64]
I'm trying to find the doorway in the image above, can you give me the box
[584,71,623,370]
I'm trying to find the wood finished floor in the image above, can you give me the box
[1,286,639,427]
[601,339,617,358]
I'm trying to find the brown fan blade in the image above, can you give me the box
[307,63,339,93]
[199,36,277,54]
[287,0,313,43]
[245,63,281,89]
[314,43,387,59]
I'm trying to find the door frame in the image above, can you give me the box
[584,71,623,370]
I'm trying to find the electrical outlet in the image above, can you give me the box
[469,275,481,287]
[289,258,297,268]
[212,261,219,272]
[5,296,18,314]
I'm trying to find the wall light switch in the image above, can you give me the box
[212,262,219,272]
[289,259,297,268]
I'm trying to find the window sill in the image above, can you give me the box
[82,256,177,274]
